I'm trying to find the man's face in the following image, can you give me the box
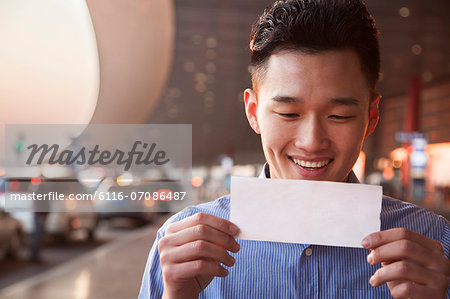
[244,49,379,182]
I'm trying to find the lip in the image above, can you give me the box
[289,155,332,162]
[289,156,333,178]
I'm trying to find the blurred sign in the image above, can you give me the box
[410,137,427,202]
[410,137,427,179]
[395,131,426,143]
[426,142,450,187]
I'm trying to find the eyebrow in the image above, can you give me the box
[330,97,360,106]
[271,96,360,106]
[271,96,301,103]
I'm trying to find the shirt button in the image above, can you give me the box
[305,248,313,256]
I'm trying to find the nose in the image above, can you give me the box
[293,115,330,153]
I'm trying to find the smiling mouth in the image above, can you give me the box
[290,157,332,170]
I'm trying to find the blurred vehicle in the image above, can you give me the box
[10,207,98,242]
[94,176,185,225]
[5,177,98,242]
[95,181,155,226]
[0,205,24,259]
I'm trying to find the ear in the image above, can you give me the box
[365,93,380,137]
[244,88,261,134]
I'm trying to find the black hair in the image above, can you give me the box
[250,0,380,92]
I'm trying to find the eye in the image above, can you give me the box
[277,113,299,118]
[329,115,354,120]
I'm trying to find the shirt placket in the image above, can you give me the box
[298,245,319,299]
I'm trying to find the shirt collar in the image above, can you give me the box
[258,162,360,183]
[258,162,271,178]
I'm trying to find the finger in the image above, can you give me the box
[166,212,239,236]
[362,228,444,254]
[162,224,240,253]
[386,279,408,291]
[386,280,416,299]
[163,259,229,281]
[367,239,449,274]
[388,281,445,299]
[370,260,448,290]
[161,240,236,267]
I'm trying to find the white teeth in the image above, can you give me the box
[293,158,330,168]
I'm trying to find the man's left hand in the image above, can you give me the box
[362,228,450,298]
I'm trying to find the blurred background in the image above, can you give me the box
[0,0,449,298]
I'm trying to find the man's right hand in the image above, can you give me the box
[158,212,241,299]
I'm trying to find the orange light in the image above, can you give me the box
[392,160,402,168]
[31,176,41,186]
[383,167,395,181]
[156,189,173,201]
[65,200,77,211]
[9,180,19,191]
[144,199,155,207]
[191,176,203,187]
[390,147,408,162]
[376,157,391,170]
[71,218,82,229]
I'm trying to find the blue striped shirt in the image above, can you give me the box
[139,170,450,298]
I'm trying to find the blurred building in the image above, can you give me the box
[142,0,450,205]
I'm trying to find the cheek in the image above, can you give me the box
[260,124,282,151]
[331,123,367,158]
[330,132,364,180]
[258,114,290,152]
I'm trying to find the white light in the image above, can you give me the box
[411,44,423,55]
[117,172,134,186]
[206,37,217,48]
[399,7,410,18]
[0,0,100,163]
[353,151,366,182]
[77,167,105,189]
[74,269,91,299]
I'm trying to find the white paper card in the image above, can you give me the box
[230,176,382,248]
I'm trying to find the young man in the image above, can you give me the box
[139,0,450,298]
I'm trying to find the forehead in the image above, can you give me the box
[255,49,371,101]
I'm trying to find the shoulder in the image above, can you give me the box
[156,195,231,238]
[381,195,447,226]
[381,195,449,245]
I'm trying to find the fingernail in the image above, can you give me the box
[369,275,375,286]
[361,238,371,248]
[230,256,236,265]
[367,252,374,264]
[233,241,240,252]
[229,224,239,235]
